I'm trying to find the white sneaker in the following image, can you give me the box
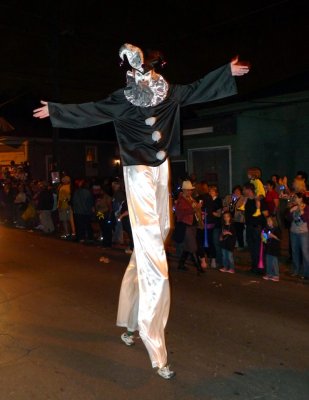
[157,365,176,379]
[121,332,135,346]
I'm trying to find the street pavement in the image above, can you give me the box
[0,225,308,400]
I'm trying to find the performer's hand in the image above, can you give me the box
[33,101,50,119]
[230,56,250,76]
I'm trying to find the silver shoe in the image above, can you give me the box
[121,332,135,346]
[157,365,176,379]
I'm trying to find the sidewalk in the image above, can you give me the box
[166,227,306,284]
[2,219,305,284]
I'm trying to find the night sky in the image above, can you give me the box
[0,0,308,134]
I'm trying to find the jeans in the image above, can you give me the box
[265,254,279,277]
[234,222,245,248]
[74,214,93,241]
[196,228,206,258]
[39,210,54,233]
[205,228,216,259]
[290,231,309,277]
[246,225,261,270]
[99,216,113,247]
[213,227,223,266]
[222,249,235,270]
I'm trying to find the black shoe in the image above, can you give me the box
[178,251,189,271]
[192,253,205,274]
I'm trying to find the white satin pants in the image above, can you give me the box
[116,159,171,368]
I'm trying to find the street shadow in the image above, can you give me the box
[182,367,309,400]
[16,322,153,389]
[37,341,151,389]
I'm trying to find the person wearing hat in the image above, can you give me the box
[175,180,205,273]
[33,43,249,379]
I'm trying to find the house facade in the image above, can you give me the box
[0,136,119,181]
[171,90,309,196]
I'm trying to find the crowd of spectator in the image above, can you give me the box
[0,162,308,282]
[0,163,134,255]
[173,168,309,282]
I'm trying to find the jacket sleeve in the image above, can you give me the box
[173,64,237,107]
[301,205,309,224]
[48,90,125,129]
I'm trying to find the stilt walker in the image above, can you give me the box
[33,43,249,379]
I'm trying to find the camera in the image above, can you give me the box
[51,171,60,184]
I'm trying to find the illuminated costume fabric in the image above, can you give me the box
[47,43,238,369]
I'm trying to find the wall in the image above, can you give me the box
[28,139,117,181]
[179,101,309,193]
[289,103,309,174]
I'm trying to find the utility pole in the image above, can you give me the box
[47,4,60,172]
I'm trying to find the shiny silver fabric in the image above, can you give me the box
[117,159,171,368]
[124,71,169,107]
[119,43,144,72]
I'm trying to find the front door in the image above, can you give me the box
[188,146,231,197]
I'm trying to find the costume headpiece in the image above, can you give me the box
[119,43,167,74]
[120,43,169,107]
[119,43,144,73]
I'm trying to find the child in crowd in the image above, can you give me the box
[219,211,237,273]
[262,216,281,282]
[238,167,265,217]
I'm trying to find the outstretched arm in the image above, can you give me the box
[33,90,125,129]
[174,56,250,107]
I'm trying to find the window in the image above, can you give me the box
[85,146,98,163]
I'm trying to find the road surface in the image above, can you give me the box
[0,225,308,400]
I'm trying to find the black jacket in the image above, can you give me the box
[48,64,237,166]
[220,223,237,251]
[264,227,281,257]
[37,189,54,211]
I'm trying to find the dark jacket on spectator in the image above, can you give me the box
[220,223,237,251]
[37,189,54,211]
[72,188,94,215]
[264,227,281,257]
